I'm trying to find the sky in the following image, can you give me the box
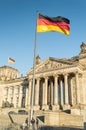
[0,0,86,77]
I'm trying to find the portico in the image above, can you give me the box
[27,67,82,111]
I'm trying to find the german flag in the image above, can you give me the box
[37,13,70,35]
[8,58,15,64]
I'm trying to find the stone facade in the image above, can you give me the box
[0,42,86,115]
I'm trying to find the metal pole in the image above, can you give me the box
[28,11,39,130]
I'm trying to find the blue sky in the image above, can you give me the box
[0,0,86,76]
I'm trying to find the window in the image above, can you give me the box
[18,88,20,94]
[12,88,14,95]
[16,97,19,107]
[6,88,8,96]
[11,97,13,103]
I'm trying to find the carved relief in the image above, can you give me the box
[36,60,69,73]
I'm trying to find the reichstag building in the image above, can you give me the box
[0,42,86,128]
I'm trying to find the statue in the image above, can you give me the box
[80,42,86,53]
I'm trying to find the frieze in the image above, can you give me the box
[35,60,70,73]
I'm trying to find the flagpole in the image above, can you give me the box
[29,11,39,129]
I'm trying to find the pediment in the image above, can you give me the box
[35,58,72,73]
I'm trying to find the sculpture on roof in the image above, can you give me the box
[80,42,86,53]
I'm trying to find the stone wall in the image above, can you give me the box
[44,111,84,128]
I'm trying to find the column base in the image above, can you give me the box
[52,105,59,111]
[63,104,70,110]
[71,108,81,115]
[71,104,86,109]
[80,104,86,109]
[25,105,29,109]
[33,105,40,111]
[0,107,2,114]
[42,105,49,110]
[26,105,31,110]
[25,105,40,111]
[71,104,86,115]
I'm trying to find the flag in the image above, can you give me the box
[8,58,15,64]
[37,13,70,35]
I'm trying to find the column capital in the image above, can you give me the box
[29,78,33,82]
[63,73,68,77]
[44,76,49,80]
[53,74,59,78]
[14,85,20,89]
[36,77,41,81]
[54,75,59,83]
[74,70,79,75]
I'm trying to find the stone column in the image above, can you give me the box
[13,87,17,108]
[18,86,23,107]
[7,87,11,103]
[60,79,63,107]
[4,88,8,106]
[42,77,48,110]
[45,77,48,105]
[75,72,80,105]
[42,81,45,106]
[63,74,70,110]
[34,78,40,110]
[4,87,8,97]
[25,86,29,108]
[53,75,59,110]
[50,80,53,105]
[69,76,74,106]
[81,75,85,104]
[8,87,12,106]
[28,79,32,110]
[0,86,3,108]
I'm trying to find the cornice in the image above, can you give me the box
[0,76,28,85]
[27,57,75,75]
[0,65,18,72]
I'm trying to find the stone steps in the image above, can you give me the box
[0,111,84,130]
[39,111,84,128]
[0,114,11,128]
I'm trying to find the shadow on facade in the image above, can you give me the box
[63,109,71,114]
[21,78,29,108]
[37,116,45,123]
